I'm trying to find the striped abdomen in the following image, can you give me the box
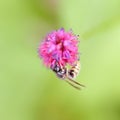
[68,61,80,79]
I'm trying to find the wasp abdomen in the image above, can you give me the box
[68,62,80,79]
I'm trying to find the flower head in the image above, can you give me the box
[38,28,79,68]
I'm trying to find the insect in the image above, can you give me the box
[51,61,85,90]
[67,61,81,80]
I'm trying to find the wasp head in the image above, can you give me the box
[51,62,66,79]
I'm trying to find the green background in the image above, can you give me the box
[0,0,120,120]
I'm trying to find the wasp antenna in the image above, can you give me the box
[66,80,81,90]
[68,78,85,87]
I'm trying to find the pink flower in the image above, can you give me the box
[38,28,79,68]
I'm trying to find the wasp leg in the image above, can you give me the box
[65,80,81,90]
[67,77,85,87]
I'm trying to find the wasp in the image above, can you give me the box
[51,61,85,90]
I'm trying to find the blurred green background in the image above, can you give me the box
[0,0,120,120]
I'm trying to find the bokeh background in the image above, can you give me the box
[0,0,120,120]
